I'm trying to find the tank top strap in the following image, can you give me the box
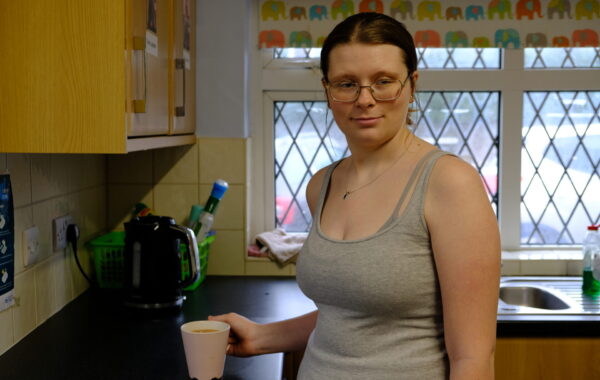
[401,149,455,216]
[315,159,344,220]
[379,150,453,230]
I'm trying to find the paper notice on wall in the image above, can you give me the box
[146,0,158,57]
[0,174,15,311]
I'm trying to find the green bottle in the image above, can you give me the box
[582,225,600,296]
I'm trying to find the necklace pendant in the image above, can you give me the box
[343,191,349,200]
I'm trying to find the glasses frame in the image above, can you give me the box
[326,73,412,103]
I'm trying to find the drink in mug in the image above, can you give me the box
[181,320,230,380]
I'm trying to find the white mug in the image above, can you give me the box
[181,320,230,380]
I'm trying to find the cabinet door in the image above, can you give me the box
[128,0,170,136]
[495,338,600,379]
[171,0,196,135]
[0,0,126,153]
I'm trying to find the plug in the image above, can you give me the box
[67,224,80,244]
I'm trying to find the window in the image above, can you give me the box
[253,47,599,250]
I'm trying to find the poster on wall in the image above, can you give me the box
[0,174,15,312]
[146,0,159,56]
[183,0,191,70]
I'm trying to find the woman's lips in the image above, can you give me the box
[351,116,383,127]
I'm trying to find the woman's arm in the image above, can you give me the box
[209,311,318,356]
[426,156,501,379]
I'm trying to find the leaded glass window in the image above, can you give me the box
[274,48,501,69]
[521,91,600,245]
[525,48,600,69]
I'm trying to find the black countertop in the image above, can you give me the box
[1,276,599,380]
[0,276,316,380]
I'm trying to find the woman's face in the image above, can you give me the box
[324,43,417,149]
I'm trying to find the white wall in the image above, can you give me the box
[196,0,250,138]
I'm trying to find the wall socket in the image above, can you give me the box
[53,215,72,251]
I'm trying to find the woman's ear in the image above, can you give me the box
[410,71,419,96]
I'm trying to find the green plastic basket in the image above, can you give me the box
[86,231,126,289]
[86,231,214,290]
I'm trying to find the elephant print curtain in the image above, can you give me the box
[258,0,599,48]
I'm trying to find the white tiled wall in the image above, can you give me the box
[0,153,106,355]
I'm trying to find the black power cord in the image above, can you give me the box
[67,224,94,287]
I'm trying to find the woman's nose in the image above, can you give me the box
[355,85,376,106]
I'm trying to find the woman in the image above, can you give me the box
[210,12,500,379]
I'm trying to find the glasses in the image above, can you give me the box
[326,74,412,103]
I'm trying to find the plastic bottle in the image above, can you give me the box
[196,179,229,241]
[186,204,204,235]
[582,225,600,296]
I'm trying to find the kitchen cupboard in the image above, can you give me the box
[0,0,196,154]
[495,338,600,379]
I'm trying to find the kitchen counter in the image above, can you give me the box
[0,276,316,380]
[1,276,599,379]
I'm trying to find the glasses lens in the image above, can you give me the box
[372,81,402,101]
[330,82,358,102]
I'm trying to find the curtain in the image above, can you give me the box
[258,0,600,48]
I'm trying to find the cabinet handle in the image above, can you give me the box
[175,58,186,117]
[133,37,147,113]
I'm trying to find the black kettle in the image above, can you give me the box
[123,216,199,309]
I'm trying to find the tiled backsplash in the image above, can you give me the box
[0,153,106,355]
[107,138,250,275]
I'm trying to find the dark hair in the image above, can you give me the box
[320,12,417,84]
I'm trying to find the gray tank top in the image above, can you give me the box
[296,149,451,380]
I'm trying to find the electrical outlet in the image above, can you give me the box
[22,226,40,266]
[53,215,72,251]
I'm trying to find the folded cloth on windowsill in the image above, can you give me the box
[255,228,306,265]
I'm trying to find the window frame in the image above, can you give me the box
[250,47,598,253]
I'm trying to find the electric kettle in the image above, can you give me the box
[123,216,199,309]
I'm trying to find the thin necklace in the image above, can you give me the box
[342,137,412,200]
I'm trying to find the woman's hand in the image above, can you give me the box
[208,313,264,357]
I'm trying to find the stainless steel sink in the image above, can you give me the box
[500,285,571,310]
[498,276,600,315]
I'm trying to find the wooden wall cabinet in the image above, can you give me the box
[495,337,600,379]
[0,0,196,154]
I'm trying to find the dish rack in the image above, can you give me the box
[86,231,215,291]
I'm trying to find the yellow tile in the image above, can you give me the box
[30,154,71,202]
[501,260,521,276]
[32,196,72,257]
[107,151,153,184]
[207,230,245,275]
[154,184,199,226]
[106,184,153,230]
[245,259,293,276]
[567,260,583,276]
[154,144,199,184]
[14,206,34,275]
[54,253,74,311]
[13,269,37,344]
[34,258,56,324]
[70,154,106,191]
[72,186,107,243]
[0,307,13,356]
[520,260,567,275]
[199,184,245,230]
[69,246,92,298]
[199,138,246,185]
[6,153,32,208]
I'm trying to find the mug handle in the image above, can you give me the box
[171,225,200,288]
